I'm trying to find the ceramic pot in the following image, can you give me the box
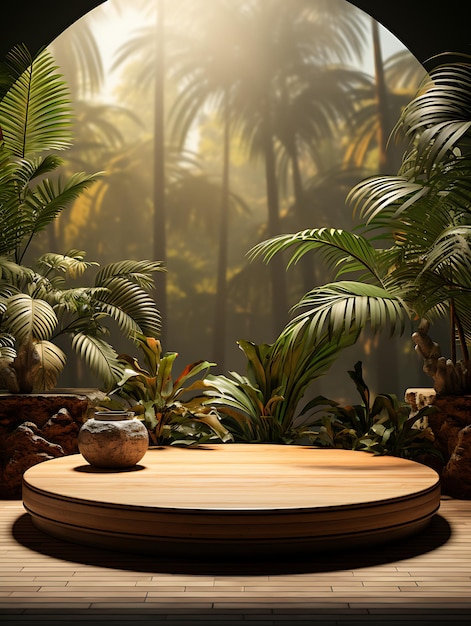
[78,411,149,469]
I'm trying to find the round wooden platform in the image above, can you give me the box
[22,444,441,558]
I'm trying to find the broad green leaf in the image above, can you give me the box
[5,294,57,342]
[32,340,66,391]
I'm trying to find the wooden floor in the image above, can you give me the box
[1,497,471,626]
[1,453,471,625]
[21,446,441,558]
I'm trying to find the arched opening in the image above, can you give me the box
[2,0,443,406]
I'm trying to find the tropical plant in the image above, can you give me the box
[0,44,163,393]
[203,329,358,444]
[307,361,441,462]
[101,332,232,446]
[249,54,471,396]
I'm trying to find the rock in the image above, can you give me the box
[0,422,64,499]
[442,425,471,499]
[429,395,471,459]
[404,389,471,498]
[42,408,80,455]
[0,393,91,428]
[0,392,100,499]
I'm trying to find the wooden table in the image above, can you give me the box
[22,444,441,558]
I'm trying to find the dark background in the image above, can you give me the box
[1,1,469,68]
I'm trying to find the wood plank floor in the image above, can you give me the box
[1,493,471,625]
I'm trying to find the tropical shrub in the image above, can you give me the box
[249,55,471,395]
[308,361,441,461]
[203,330,357,443]
[0,45,163,393]
[101,332,232,446]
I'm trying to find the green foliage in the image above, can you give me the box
[0,45,163,393]
[308,361,442,461]
[203,330,358,443]
[250,56,471,394]
[102,332,232,446]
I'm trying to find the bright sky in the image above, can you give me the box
[80,0,408,103]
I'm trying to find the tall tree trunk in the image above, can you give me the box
[153,0,167,348]
[290,143,315,293]
[372,17,399,395]
[372,18,392,176]
[262,112,288,336]
[213,91,231,371]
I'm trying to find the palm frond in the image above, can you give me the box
[32,340,67,390]
[0,43,36,101]
[394,60,471,172]
[204,373,265,420]
[4,294,57,342]
[0,333,16,360]
[94,259,165,287]
[37,250,99,278]
[347,176,428,224]
[0,257,35,283]
[421,225,471,279]
[71,333,122,389]
[0,47,73,157]
[249,228,385,283]
[24,172,102,235]
[94,278,161,337]
[283,281,409,341]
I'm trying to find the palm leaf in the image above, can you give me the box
[32,340,67,390]
[37,250,99,279]
[71,333,122,389]
[5,294,57,342]
[420,225,471,278]
[249,228,385,282]
[283,281,409,341]
[395,60,471,172]
[0,333,16,360]
[24,172,102,235]
[204,373,264,419]
[0,257,34,283]
[95,279,161,337]
[94,259,165,289]
[0,43,35,101]
[347,176,428,223]
[0,47,73,157]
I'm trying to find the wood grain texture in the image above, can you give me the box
[1,495,471,624]
[22,445,440,557]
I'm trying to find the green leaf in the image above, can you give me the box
[71,333,122,389]
[0,47,73,157]
[32,340,66,391]
[5,294,57,342]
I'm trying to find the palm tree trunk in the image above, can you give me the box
[290,144,315,293]
[262,111,288,336]
[153,0,167,349]
[213,90,231,370]
[372,18,392,176]
[372,17,399,395]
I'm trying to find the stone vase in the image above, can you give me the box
[78,411,149,469]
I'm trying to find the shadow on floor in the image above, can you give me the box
[12,511,451,576]
[1,607,471,626]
